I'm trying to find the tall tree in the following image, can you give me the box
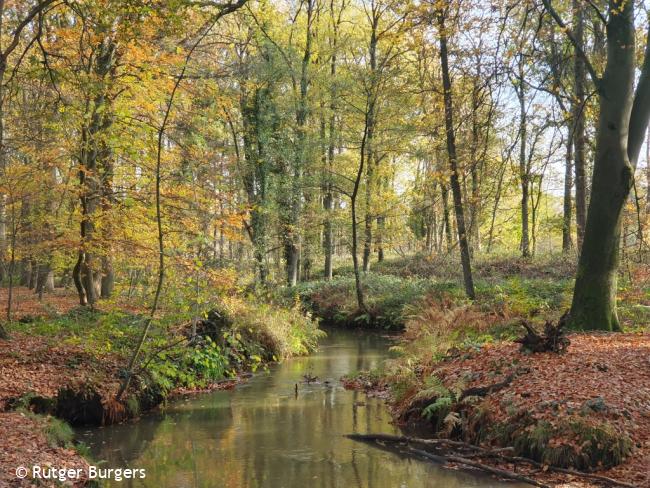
[436,4,475,299]
[0,0,56,287]
[544,0,650,331]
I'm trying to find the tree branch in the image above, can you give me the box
[541,0,601,91]
[2,0,57,60]
[627,15,650,166]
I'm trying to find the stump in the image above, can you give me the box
[515,312,570,354]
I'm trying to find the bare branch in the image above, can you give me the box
[540,0,602,90]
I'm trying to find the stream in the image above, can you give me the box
[79,329,524,487]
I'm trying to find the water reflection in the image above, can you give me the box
[79,329,525,487]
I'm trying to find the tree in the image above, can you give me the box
[544,0,650,331]
[436,3,475,299]
[572,0,587,251]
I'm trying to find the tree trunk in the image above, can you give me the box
[573,0,587,251]
[351,112,369,313]
[101,255,114,298]
[646,130,650,216]
[283,0,313,287]
[437,7,475,299]
[377,214,385,262]
[568,0,650,331]
[322,99,334,282]
[516,57,530,258]
[323,1,340,281]
[362,10,379,273]
[239,86,270,288]
[441,182,452,253]
[75,35,116,306]
[562,128,574,251]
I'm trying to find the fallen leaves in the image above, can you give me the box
[0,412,89,487]
[408,333,650,487]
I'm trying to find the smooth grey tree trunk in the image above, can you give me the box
[545,0,650,331]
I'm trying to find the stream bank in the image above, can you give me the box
[0,295,322,486]
[78,328,521,487]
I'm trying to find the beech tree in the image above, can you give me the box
[544,0,650,331]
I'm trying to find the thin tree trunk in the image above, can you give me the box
[516,57,530,258]
[362,8,379,273]
[437,7,475,299]
[562,129,574,251]
[351,114,369,313]
[573,0,587,250]
[441,182,452,253]
[324,4,339,281]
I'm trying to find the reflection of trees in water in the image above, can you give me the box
[79,413,160,467]
[81,330,514,488]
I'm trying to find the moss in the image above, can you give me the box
[503,417,632,469]
[44,416,74,448]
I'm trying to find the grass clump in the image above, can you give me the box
[44,416,75,448]
[505,417,632,470]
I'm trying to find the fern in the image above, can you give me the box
[413,375,449,402]
[422,396,453,419]
[442,411,462,434]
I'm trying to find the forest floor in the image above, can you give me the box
[0,292,125,486]
[378,333,650,487]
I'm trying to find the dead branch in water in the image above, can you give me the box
[347,433,636,488]
[410,448,550,487]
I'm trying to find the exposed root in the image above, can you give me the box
[515,312,570,353]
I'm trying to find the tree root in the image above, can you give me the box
[347,433,636,488]
[459,373,514,400]
[515,311,570,353]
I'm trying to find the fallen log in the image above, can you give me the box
[410,448,550,488]
[347,433,482,452]
[347,433,636,488]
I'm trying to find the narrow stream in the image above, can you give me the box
[79,329,524,487]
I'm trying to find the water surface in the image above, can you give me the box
[80,329,524,487]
